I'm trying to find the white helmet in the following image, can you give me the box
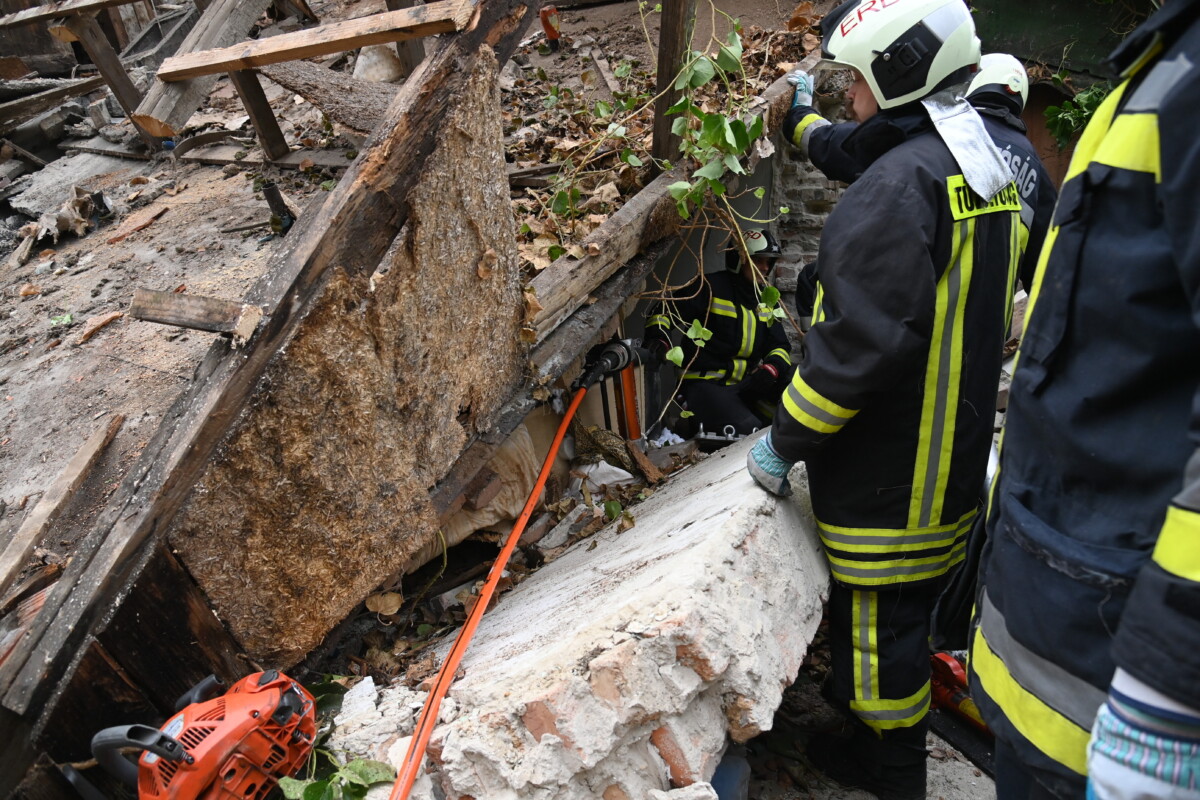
[967,52,1029,110]
[818,0,982,110]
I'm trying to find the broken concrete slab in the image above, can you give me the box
[8,152,138,218]
[326,435,829,799]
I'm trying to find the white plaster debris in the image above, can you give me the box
[326,434,829,799]
[650,783,720,800]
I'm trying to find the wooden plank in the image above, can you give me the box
[0,0,537,717]
[156,0,475,82]
[0,415,123,599]
[0,0,142,30]
[0,76,106,138]
[95,545,243,712]
[178,142,349,169]
[128,287,263,341]
[64,13,148,142]
[59,134,153,160]
[34,639,159,761]
[259,59,397,136]
[385,0,425,76]
[651,0,695,164]
[131,0,273,138]
[228,69,290,161]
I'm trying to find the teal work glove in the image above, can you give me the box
[747,432,794,497]
[786,69,814,108]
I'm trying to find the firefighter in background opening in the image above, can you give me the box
[746,0,1022,797]
[968,2,1200,797]
[645,229,792,437]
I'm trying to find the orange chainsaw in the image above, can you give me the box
[86,670,316,800]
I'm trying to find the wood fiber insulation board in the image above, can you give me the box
[155,0,475,81]
[0,0,535,719]
[167,45,527,665]
[130,0,273,138]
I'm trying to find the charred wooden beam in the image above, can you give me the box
[155,0,475,82]
[227,69,289,162]
[128,288,264,343]
[130,0,273,139]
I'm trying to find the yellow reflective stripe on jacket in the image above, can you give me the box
[909,219,975,528]
[812,282,826,324]
[971,593,1097,774]
[782,372,859,435]
[729,358,748,383]
[647,313,671,331]
[790,112,827,148]
[766,347,792,366]
[737,306,755,358]
[1153,505,1200,581]
[1093,112,1161,179]
[709,297,737,318]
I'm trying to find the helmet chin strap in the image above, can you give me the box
[921,86,1012,201]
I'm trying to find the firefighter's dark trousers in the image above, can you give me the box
[826,580,944,766]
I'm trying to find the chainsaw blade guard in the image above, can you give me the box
[105,670,316,800]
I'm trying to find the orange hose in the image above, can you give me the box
[617,365,641,441]
[390,387,589,800]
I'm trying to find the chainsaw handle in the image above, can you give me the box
[174,673,225,712]
[92,724,190,787]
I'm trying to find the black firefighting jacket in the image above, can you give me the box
[770,106,1022,591]
[646,271,791,385]
[785,97,1056,291]
[970,0,1200,784]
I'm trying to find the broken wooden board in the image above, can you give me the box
[0,0,537,724]
[0,415,123,598]
[260,60,398,136]
[131,0,273,138]
[128,288,263,343]
[0,0,143,29]
[155,0,476,81]
[177,143,350,169]
[0,76,105,137]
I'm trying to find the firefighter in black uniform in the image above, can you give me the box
[745,1,1023,797]
[968,2,1200,798]
[645,229,792,436]
[787,52,1057,294]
